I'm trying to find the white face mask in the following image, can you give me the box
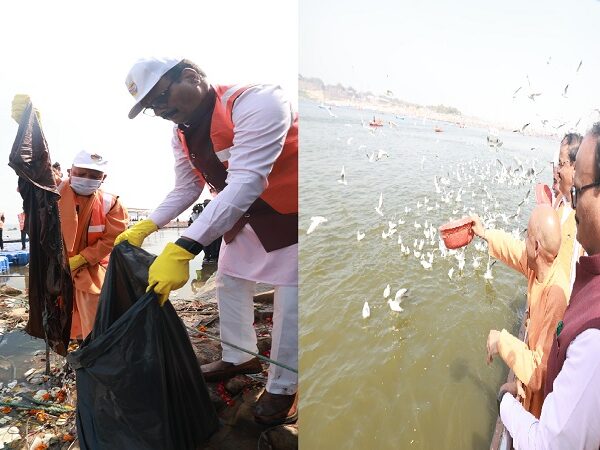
[70,176,103,196]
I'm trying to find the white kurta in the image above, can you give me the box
[500,328,600,449]
[149,84,298,286]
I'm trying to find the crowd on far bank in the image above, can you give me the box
[467,126,600,448]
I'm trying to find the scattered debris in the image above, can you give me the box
[0,278,296,449]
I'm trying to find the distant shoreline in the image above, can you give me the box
[299,75,561,138]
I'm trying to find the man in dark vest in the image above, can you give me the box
[498,122,600,448]
[115,57,298,426]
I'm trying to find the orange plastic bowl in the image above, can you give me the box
[439,217,475,249]
[535,183,552,205]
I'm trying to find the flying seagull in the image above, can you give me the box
[513,123,530,133]
[387,288,408,312]
[528,93,542,101]
[307,216,327,234]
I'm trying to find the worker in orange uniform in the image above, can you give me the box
[58,150,129,339]
[470,205,569,418]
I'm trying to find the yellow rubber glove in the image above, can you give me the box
[11,94,41,124]
[114,218,158,247]
[147,242,195,306]
[69,254,88,272]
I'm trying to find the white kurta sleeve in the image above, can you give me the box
[500,328,600,450]
[149,127,204,227]
[182,85,293,246]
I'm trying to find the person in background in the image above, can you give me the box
[58,150,129,340]
[0,211,4,251]
[18,210,27,250]
[188,203,203,227]
[115,57,298,425]
[499,123,600,449]
[556,133,584,294]
[201,198,221,265]
[551,165,562,209]
[52,162,63,185]
[471,205,569,419]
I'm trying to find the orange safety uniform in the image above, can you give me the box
[58,181,128,339]
[487,229,569,418]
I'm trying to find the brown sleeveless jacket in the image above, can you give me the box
[544,253,600,397]
[178,85,298,253]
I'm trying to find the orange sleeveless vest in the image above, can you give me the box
[86,192,116,248]
[178,84,298,215]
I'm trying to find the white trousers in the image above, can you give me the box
[216,272,298,395]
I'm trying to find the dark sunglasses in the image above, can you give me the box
[142,79,175,115]
[570,181,600,208]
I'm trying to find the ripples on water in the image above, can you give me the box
[299,100,556,449]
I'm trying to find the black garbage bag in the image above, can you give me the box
[8,102,73,356]
[67,242,219,450]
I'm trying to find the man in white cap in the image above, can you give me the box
[115,57,298,425]
[58,150,129,339]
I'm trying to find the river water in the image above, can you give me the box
[299,99,556,449]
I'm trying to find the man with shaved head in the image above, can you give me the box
[471,205,569,418]
[497,123,600,449]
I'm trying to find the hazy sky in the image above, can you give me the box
[0,0,297,226]
[300,0,600,130]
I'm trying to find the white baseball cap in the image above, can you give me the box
[72,150,109,172]
[125,57,183,119]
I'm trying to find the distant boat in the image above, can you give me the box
[369,118,384,127]
[434,127,444,133]
[487,128,503,148]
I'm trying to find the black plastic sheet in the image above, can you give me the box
[8,103,73,356]
[67,242,219,450]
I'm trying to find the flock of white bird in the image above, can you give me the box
[307,116,542,319]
